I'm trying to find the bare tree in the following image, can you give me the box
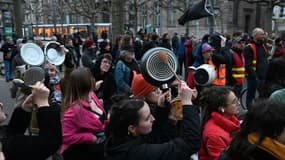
[13,0,23,37]
[112,0,126,42]
[55,0,66,34]
[160,0,193,34]
[24,0,45,36]
[61,0,110,36]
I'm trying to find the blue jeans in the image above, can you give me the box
[4,60,13,81]
[246,78,264,110]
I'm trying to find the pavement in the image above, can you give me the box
[0,77,15,125]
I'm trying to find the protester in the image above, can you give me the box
[187,43,214,89]
[272,37,285,58]
[0,38,16,82]
[158,33,172,50]
[44,63,62,106]
[198,86,240,160]
[244,28,268,110]
[72,33,83,68]
[114,48,139,95]
[270,88,285,104]
[64,39,77,76]
[226,36,245,98]
[105,81,201,160]
[61,67,106,160]
[81,39,97,70]
[259,57,285,99]
[219,100,285,160]
[91,53,116,113]
[2,82,62,160]
[111,35,123,63]
[131,72,180,142]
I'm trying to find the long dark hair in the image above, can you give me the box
[107,97,145,144]
[229,100,285,158]
[199,86,233,130]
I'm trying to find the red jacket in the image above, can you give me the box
[184,40,193,68]
[198,112,240,160]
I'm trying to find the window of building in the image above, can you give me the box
[154,1,160,27]
[103,10,110,23]
[167,0,176,26]
[141,4,148,27]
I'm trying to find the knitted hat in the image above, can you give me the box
[202,43,215,53]
[131,71,155,97]
[84,39,94,48]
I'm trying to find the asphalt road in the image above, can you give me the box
[0,78,15,125]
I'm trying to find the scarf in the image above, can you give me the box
[211,112,240,133]
[248,133,285,160]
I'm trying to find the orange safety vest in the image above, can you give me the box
[208,60,226,86]
[247,43,268,71]
[231,50,245,85]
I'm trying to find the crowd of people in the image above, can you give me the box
[0,27,284,160]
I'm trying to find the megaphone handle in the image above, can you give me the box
[160,83,169,93]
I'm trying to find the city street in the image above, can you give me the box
[0,77,15,125]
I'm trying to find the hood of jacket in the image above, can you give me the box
[105,137,142,160]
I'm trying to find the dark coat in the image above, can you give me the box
[105,105,201,160]
[2,107,62,160]
[0,43,16,61]
[244,41,268,80]
[92,57,117,112]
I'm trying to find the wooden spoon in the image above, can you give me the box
[158,51,180,80]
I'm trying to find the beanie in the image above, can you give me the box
[84,39,94,48]
[131,71,155,97]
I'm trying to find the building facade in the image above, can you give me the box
[1,0,285,39]
[0,0,14,38]
[132,0,285,39]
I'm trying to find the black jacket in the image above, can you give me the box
[2,106,62,160]
[244,41,268,80]
[105,105,201,160]
[0,43,16,61]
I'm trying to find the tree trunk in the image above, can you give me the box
[90,14,95,38]
[134,0,138,33]
[13,0,23,37]
[112,0,125,42]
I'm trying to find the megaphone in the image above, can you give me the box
[189,64,216,86]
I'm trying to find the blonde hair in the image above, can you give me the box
[44,63,59,73]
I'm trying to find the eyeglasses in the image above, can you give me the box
[227,97,240,106]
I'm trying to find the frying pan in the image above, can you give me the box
[141,47,178,86]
